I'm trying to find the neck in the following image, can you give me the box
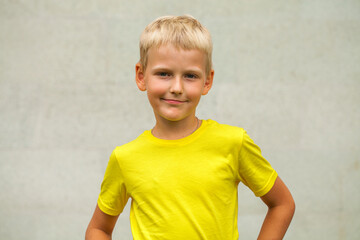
[152,115,201,140]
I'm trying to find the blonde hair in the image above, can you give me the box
[139,15,213,75]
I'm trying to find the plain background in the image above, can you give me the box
[1,0,359,239]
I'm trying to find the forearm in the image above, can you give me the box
[257,204,295,240]
[85,228,112,240]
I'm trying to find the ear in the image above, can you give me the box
[135,62,147,91]
[202,69,214,95]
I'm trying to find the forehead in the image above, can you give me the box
[147,44,207,70]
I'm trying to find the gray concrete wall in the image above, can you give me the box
[1,0,359,239]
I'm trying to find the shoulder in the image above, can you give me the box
[203,119,246,148]
[112,132,149,159]
[204,119,245,139]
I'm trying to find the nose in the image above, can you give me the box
[169,76,183,94]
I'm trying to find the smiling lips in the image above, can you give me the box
[161,98,187,104]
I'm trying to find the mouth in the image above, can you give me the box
[161,98,187,104]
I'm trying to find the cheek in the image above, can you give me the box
[147,85,165,97]
[146,79,165,94]
[186,84,204,99]
[146,82,168,105]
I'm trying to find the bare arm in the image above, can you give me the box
[258,176,295,240]
[85,204,119,240]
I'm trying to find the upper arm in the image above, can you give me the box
[260,176,295,209]
[86,204,119,237]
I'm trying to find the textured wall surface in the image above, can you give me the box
[1,0,359,239]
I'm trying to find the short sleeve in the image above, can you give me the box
[237,130,278,197]
[97,149,130,216]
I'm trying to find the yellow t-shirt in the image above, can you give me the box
[98,119,277,240]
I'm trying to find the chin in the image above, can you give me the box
[162,116,186,122]
[156,108,195,122]
[159,113,191,122]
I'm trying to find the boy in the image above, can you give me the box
[86,15,295,240]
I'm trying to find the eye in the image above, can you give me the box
[156,72,171,78]
[184,73,198,79]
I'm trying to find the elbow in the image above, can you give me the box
[85,225,94,240]
[288,195,296,218]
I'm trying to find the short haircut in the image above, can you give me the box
[139,15,213,75]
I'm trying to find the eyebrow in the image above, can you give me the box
[151,66,203,75]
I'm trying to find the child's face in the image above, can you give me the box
[136,44,214,123]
